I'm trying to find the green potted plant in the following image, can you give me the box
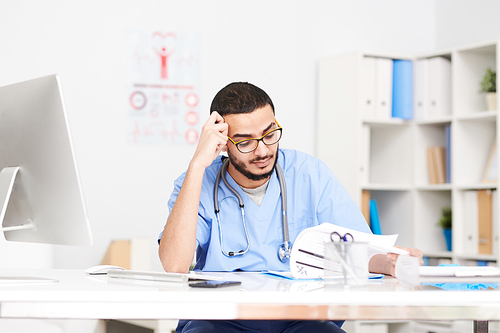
[438,206,452,251]
[480,67,497,111]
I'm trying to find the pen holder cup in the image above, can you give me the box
[324,241,369,286]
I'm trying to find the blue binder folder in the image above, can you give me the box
[392,60,413,120]
[369,199,382,235]
[445,124,451,183]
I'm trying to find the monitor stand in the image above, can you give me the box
[0,166,36,233]
[0,166,56,284]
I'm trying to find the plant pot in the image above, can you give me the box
[486,92,497,111]
[443,228,452,251]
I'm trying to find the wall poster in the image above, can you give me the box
[127,30,200,145]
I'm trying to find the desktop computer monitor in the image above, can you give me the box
[0,75,92,246]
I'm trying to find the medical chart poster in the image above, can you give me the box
[127,30,201,145]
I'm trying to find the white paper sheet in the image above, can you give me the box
[290,223,407,279]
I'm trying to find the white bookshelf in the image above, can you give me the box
[317,41,499,259]
[343,320,500,333]
[317,41,500,332]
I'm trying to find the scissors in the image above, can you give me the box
[330,232,354,243]
[327,231,362,284]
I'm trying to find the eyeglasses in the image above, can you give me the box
[228,119,283,154]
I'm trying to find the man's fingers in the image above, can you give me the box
[204,112,228,135]
[216,122,228,135]
[211,111,225,124]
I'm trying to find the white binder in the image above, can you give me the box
[428,57,452,118]
[463,190,479,254]
[413,58,430,120]
[375,58,393,120]
[361,57,376,119]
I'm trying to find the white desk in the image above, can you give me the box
[0,269,499,332]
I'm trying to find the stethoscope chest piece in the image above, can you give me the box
[279,241,292,261]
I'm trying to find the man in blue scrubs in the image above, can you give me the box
[159,82,423,333]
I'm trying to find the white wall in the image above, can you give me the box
[435,0,500,50]
[0,0,437,270]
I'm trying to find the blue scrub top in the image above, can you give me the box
[161,149,371,272]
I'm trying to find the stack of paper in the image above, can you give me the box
[290,223,407,279]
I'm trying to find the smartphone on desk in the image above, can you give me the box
[189,280,241,288]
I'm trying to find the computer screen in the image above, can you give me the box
[0,75,92,246]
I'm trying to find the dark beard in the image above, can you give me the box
[227,149,278,182]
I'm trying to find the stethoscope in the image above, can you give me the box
[214,157,292,262]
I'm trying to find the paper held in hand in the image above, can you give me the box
[290,223,408,279]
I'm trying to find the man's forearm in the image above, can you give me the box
[368,254,393,276]
[159,162,206,273]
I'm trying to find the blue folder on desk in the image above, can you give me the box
[263,271,384,280]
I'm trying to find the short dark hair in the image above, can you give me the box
[210,82,275,116]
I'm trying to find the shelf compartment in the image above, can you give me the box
[414,123,451,187]
[369,190,412,247]
[454,120,496,185]
[369,125,412,185]
[414,190,452,252]
[454,189,498,258]
[454,43,497,116]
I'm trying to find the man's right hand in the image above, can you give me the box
[190,111,228,170]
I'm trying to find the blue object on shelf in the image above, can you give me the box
[445,124,451,183]
[369,199,382,235]
[443,228,452,251]
[392,59,413,120]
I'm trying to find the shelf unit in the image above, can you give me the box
[342,320,500,333]
[316,40,500,266]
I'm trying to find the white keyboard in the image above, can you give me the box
[107,270,223,283]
